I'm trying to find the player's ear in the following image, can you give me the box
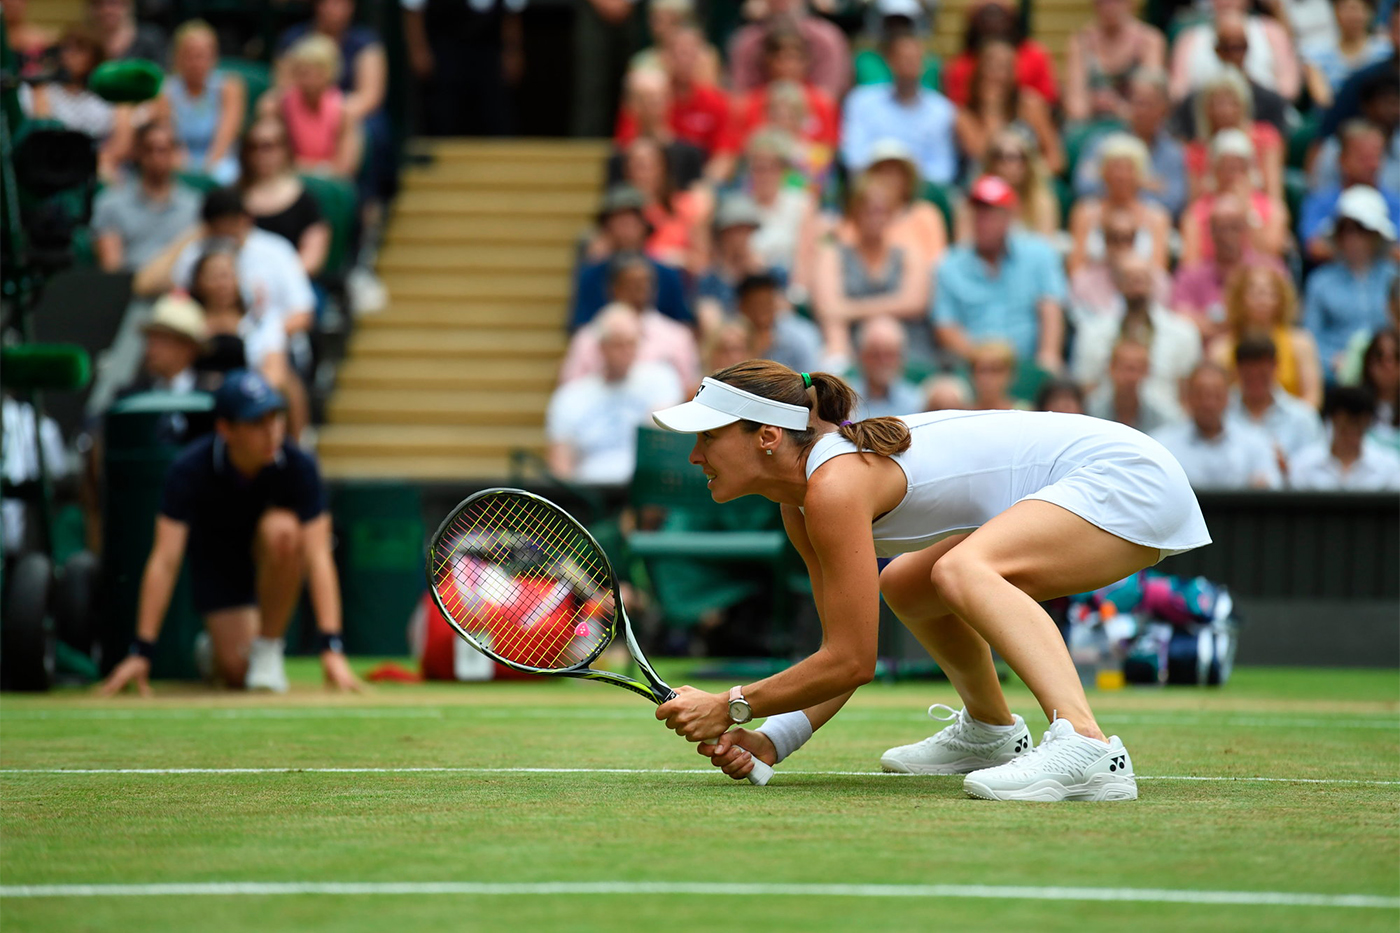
[757,424,783,455]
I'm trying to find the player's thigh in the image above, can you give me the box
[939,500,1160,602]
[878,534,969,619]
[205,607,259,674]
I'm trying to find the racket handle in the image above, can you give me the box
[705,735,774,786]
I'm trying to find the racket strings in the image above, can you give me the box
[431,493,614,671]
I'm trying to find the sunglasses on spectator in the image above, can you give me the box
[1216,39,1248,52]
[248,138,284,151]
[1334,219,1372,236]
[1104,230,1138,245]
[990,149,1026,162]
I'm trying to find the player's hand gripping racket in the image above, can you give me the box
[427,487,774,786]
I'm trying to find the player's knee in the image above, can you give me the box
[928,550,979,611]
[258,510,301,560]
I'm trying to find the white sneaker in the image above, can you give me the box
[245,637,289,693]
[964,718,1138,802]
[880,704,1032,774]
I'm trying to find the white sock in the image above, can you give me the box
[969,716,1018,733]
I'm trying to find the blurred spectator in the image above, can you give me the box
[1035,378,1085,414]
[618,23,730,158]
[811,174,932,363]
[1361,327,1400,452]
[1299,121,1400,262]
[695,196,766,326]
[1172,13,1291,139]
[924,373,974,410]
[238,117,331,279]
[942,0,1059,107]
[1216,265,1323,407]
[955,126,1059,238]
[1179,130,1289,266]
[572,185,691,329]
[853,15,940,90]
[1289,386,1400,488]
[606,70,705,189]
[1302,0,1391,104]
[1075,69,1186,218]
[955,39,1063,176]
[1303,186,1400,377]
[701,319,756,378]
[1317,6,1398,138]
[92,122,201,274]
[719,28,840,179]
[1182,69,1284,203]
[614,137,711,273]
[1271,0,1343,53]
[279,0,394,204]
[402,0,523,137]
[628,0,720,83]
[1171,193,1289,341]
[846,141,949,267]
[966,340,1026,410]
[1227,335,1324,465]
[840,31,957,186]
[1064,0,1166,124]
[741,130,814,275]
[1073,254,1200,414]
[728,0,850,99]
[1068,133,1172,276]
[1152,363,1283,489]
[87,0,165,63]
[560,260,701,386]
[849,316,924,418]
[934,176,1067,374]
[157,20,243,185]
[735,272,823,373]
[1312,74,1400,197]
[19,26,133,180]
[5,0,57,79]
[264,35,362,179]
[546,305,684,485]
[1169,1,1300,101]
[116,295,208,400]
[1085,339,1178,432]
[1070,207,1173,322]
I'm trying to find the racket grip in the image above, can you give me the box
[705,735,774,786]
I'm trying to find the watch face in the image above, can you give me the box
[728,699,752,723]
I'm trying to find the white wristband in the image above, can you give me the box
[754,710,813,763]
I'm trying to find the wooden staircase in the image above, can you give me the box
[317,139,608,480]
[932,0,1092,76]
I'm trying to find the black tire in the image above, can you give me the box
[54,550,101,657]
[1,553,55,692]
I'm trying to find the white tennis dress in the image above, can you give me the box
[805,409,1211,560]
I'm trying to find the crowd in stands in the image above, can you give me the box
[549,0,1400,495]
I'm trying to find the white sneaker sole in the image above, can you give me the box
[880,754,1017,775]
[245,665,288,693]
[964,773,1139,802]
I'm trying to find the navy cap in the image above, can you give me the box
[214,369,287,423]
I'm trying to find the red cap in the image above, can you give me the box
[968,175,1019,210]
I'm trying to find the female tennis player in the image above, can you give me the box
[652,360,1210,801]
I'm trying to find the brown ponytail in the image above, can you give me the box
[711,360,912,457]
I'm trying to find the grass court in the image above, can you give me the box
[2,663,1397,932]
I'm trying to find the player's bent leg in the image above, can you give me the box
[204,608,259,688]
[254,508,305,640]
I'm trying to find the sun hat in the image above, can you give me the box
[652,377,811,433]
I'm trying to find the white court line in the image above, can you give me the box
[1,767,1396,785]
[0,881,1395,909]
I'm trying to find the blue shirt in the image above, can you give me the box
[932,233,1068,363]
[1302,259,1399,371]
[569,258,692,330]
[839,84,958,186]
[1304,37,1392,92]
[1074,129,1188,218]
[849,376,925,419]
[1298,184,1400,245]
[160,434,327,569]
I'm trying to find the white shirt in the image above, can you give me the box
[1151,419,1283,490]
[1288,440,1400,491]
[1071,304,1202,420]
[751,187,811,274]
[545,361,683,485]
[1227,387,1324,459]
[173,229,314,335]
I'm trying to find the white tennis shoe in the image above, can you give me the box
[245,636,289,693]
[880,704,1032,774]
[963,718,1138,802]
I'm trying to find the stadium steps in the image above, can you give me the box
[932,0,1085,74]
[319,138,607,481]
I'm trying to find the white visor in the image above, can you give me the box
[652,377,812,433]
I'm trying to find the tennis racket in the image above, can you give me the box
[426,487,774,786]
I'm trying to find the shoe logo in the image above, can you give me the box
[1108,755,1127,772]
[1013,736,1030,753]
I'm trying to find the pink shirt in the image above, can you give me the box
[559,309,700,389]
[281,86,344,166]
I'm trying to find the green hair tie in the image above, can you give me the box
[800,372,812,388]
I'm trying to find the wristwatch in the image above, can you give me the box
[727,685,754,724]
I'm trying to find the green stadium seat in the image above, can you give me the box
[919,181,956,236]
[175,171,221,194]
[1287,111,1322,171]
[1064,118,1125,182]
[219,57,272,129]
[299,173,357,280]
